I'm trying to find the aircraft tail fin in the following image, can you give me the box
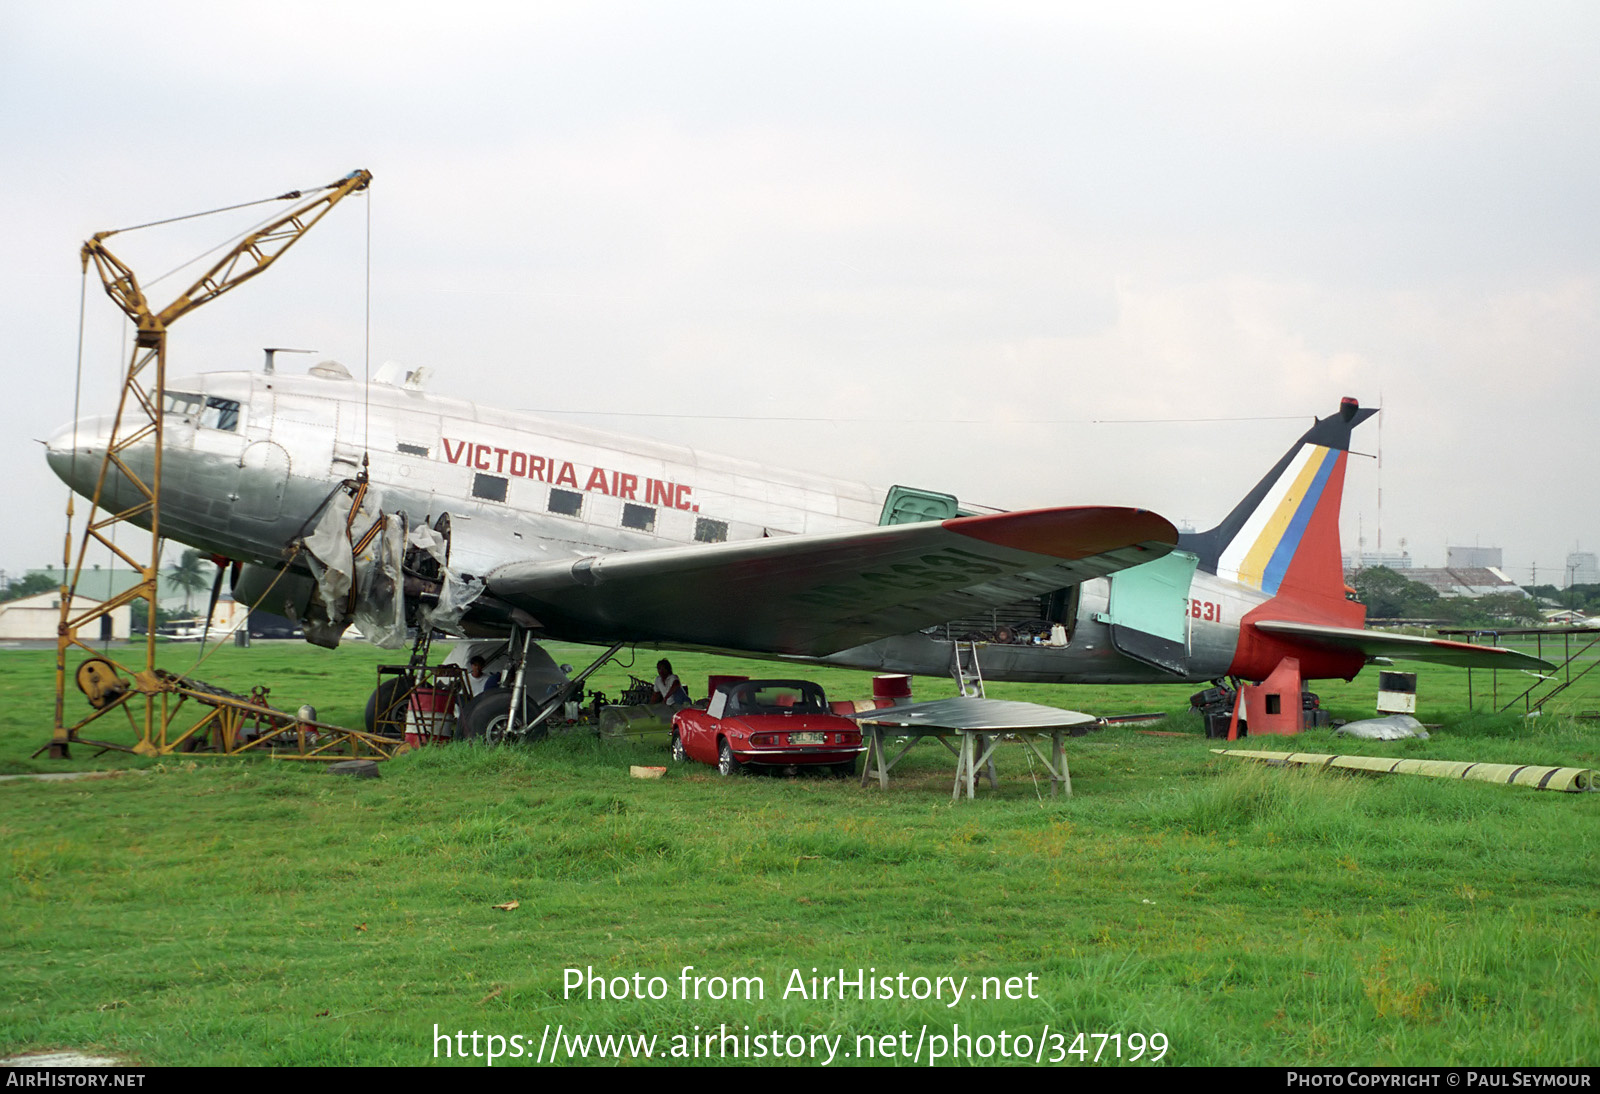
[1179,398,1376,604]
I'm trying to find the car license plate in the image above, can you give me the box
[789,732,825,745]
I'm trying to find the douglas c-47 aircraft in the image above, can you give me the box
[46,360,1549,738]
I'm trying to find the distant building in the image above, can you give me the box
[1406,566,1527,599]
[1447,546,1503,570]
[1343,551,1413,572]
[0,590,130,641]
[22,565,213,611]
[1568,551,1598,587]
[166,592,247,637]
[22,567,145,603]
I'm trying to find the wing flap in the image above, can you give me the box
[487,506,1176,656]
[1253,620,1554,672]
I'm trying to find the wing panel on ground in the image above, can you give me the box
[486,507,1176,656]
[848,697,1099,732]
[1253,620,1554,671]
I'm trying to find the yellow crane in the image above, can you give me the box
[49,169,395,761]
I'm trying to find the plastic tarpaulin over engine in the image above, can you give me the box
[301,488,408,649]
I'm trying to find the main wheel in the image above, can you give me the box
[717,739,744,776]
[671,732,687,764]
[364,676,413,737]
[459,690,549,744]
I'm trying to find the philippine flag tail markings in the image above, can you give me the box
[1180,397,1376,612]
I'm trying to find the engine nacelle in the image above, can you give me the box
[232,562,319,621]
[231,559,375,649]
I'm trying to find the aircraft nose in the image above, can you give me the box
[44,416,111,492]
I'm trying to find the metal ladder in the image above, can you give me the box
[952,640,986,698]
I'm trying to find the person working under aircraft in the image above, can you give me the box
[652,659,690,706]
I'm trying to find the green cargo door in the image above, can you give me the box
[879,485,961,526]
[1098,550,1199,674]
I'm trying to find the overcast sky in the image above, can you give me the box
[3,0,1596,586]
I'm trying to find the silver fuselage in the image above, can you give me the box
[47,368,1264,684]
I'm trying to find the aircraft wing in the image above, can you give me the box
[848,697,1099,732]
[485,507,1176,656]
[1252,620,1555,672]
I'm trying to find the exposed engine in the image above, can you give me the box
[232,482,485,650]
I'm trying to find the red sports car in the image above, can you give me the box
[671,679,865,776]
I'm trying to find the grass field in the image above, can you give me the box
[1,639,1597,1067]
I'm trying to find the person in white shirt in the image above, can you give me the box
[465,656,496,697]
[652,659,689,706]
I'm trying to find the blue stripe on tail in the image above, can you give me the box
[1260,447,1339,596]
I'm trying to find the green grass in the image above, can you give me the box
[1,641,1597,1066]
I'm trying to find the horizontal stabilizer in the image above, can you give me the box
[1252,620,1554,672]
[487,506,1176,656]
[848,696,1099,732]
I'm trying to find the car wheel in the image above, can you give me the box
[460,690,549,744]
[671,732,687,764]
[717,739,744,776]
[831,756,860,778]
[364,676,413,737]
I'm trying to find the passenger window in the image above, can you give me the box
[548,489,583,517]
[694,518,728,543]
[472,473,508,502]
[622,503,656,532]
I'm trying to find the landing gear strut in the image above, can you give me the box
[456,628,626,744]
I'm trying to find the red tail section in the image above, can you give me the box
[1178,398,1376,682]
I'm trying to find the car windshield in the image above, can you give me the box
[727,681,828,715]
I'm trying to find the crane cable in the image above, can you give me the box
[519,409,1318,426]
[99,188,309,239]
[145,203,299,293]
[67,266,87,517]
[362,180,372,474]
[57,265,88,639]
[112,179,339,292]
[186,547,305,675]
[63,273,132,655]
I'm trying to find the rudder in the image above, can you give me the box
[1179,397,1376,605]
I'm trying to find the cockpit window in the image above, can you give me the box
[201,398,240,432]
[162,392,203,420]
[161,392,238,432]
